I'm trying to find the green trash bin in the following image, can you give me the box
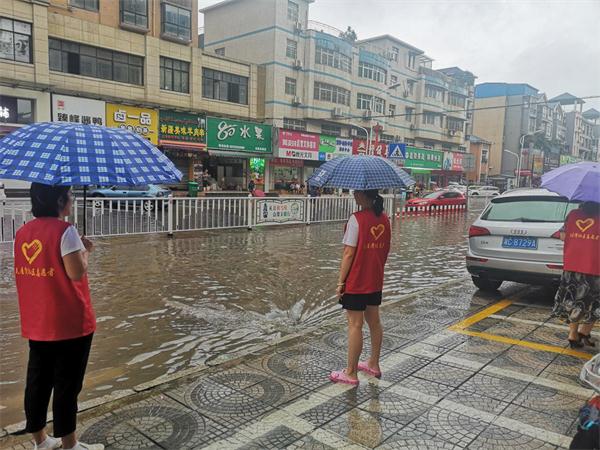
[188,181,199,197]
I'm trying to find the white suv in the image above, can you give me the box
[466,189,579,291]
[469,185,500,196]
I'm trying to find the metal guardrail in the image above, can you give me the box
[1,195,398,243]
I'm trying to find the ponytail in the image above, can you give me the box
[364,189,384,216]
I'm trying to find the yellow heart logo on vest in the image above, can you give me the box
[22,240,43,265]
[370,224,385,240]
[576,218,594,233]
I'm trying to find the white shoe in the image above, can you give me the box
[66,442,105,450]
[33,435,61,449]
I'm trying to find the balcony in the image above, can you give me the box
[419,66,448,89]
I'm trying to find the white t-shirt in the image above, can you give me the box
[60,225,85,257]
[342,215,359,247]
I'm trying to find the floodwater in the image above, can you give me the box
[0,200,487,427]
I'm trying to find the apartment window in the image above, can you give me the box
[422,113,437,125]
[315,45,351,73]
[286,39,297,59]
[49,38,143,85]
[314,81,350,106]
[423,141,435,149]
[407,80,415,95]
[390,75,398,85]
[447,118,463,132]
[285,77,297,96]
[357,93,384,113]
[71,0,98,11]
[0,17,32,63]
[283,118,306,131]
[120,0,148,28]
[358,62,386,84]
[214,47,225,56]
[202,68,248,104]
[405,107,414,122]
[160,56,189,93]
[388,104,396,117]
[407,52,417,69]
[425,85,442,100]
[380,134,394,144]
[442,144,452,151]
[481,148,489,163]
[391,46,399,62]
[448,92,465,108]
[287,0,299,21]
[404,138,415,145]
[161,3,191,41]
[321,123,342,137]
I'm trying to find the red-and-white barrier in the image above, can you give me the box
[395,203,467,218]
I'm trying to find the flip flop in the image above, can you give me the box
[357,362,382,378]
[329,370,359,385]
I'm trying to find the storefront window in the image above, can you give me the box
[0,96,34,124]
[272,165,302,192]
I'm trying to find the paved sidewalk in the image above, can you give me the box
[2,281,596,449]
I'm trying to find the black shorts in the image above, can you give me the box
[339,292,382,311]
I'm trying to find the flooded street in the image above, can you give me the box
[0,201,487,427]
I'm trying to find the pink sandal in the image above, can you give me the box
[357,362,382,378]
[329,370,359,385]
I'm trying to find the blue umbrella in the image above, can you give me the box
[307,155,415,190]
[541,162,600,202]
[0,122,182,233]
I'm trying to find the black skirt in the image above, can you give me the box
[552,271,600,324]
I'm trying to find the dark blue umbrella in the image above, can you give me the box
[0,122,182,232]
[541,162,599,202]
[307,155,414,190]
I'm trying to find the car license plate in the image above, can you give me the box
[502,236,538,250]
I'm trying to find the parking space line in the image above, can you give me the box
[448,299,513,331]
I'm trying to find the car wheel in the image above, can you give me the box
[471,192,479,196]
[472,276,502,291]
[143,200,155,212]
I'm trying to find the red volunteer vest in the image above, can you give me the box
[14,218,96,341]
[344,210,391,294]
[563,209,600,276]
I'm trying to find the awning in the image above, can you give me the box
[159,141,207,152]
[408,168,432,174]
[208,149,273,159]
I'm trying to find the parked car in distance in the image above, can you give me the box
[468,185,500,196]
[449,184,467,194]
[89,184,171,211]
[406,190,466,208]
[467,188,579,291]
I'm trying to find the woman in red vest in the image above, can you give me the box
[329,190,391,385]
[14,183,103,450]
[552,201,600,348]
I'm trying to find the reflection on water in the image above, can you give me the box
[0,200,486,426]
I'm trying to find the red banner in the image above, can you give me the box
[452,152,464,171]
[271,158,304,167]
[352,139,387,158]
[278,130,319,152]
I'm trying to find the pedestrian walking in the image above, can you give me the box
[14,183,103,450]
[248,179,256,194]
[552,201,600,348]
[330,190,391,385]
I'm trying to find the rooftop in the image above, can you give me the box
[475,82,539,99]
[468,135,491,144]
[548,92,584,105]
[583,108,600,119]
[200,0,314,13]
[356,35,424,54]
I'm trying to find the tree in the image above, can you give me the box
[339,26,357,42]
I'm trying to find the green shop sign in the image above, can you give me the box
[402,147,443,170]
[319,135,336,153]
[207,117,272,153]
[559,154,581,166]
[159,110,206,146]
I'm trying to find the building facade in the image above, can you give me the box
[201,0,475,189]
[1,0,265,190]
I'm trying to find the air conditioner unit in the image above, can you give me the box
[292,96,303,106]
[331,107,344,118]
[363,110,372,119]
[293,59,303,70]
[294,21,303,32]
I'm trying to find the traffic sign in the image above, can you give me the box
[388,142,406,159]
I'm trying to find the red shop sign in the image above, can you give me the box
[271,158,304,167]
[278,130,319,152]
[352,139,387,158]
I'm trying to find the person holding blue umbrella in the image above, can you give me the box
[542,162,600,348]
[0,122,181,450]
[308,155,414,385]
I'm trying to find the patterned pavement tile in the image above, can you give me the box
[412,361,475,388]
[488,346,557,376]
[398,375,454,398]
[525,327,569,347]
[453,337,512,359]
[484,321,539,340]
[409,406,490,448]
[385,320,445,340]
[206,364,278,391]
[358,390,431,426]
[423,331,471,350]
[241,373,309,408]
[283,343,349,371]
[517,307,555,323]
[459,372,528,403]
[468,423,557,450]
[237,425,304,450]
[378,423,462,449]
[468,317,503,332]
[444,388,510,415]
[381,355,430,383]
[299,399,355,427]
[79,396,228,450]
[500,403,576,435]
[445,348,497,365]
[539,355,586,386]
[327,379,389,408]
[323,408,405,448]
[512,384,585,416]
[285,434,337,450]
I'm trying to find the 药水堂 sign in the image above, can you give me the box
[206,117,271,153]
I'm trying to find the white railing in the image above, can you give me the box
[1,195,399,243]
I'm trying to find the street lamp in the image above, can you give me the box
[504,149,519,190]
[367,83,402,152]
[517,129,544,187]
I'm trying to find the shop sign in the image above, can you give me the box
[271,158,304,167]
[352,139,387,158]
[278,130,320,160]
[319,135,336,153]
[442,151,464,172]
[559,154,581,166]
[106,103,158,144]
[52,94,105,126]
[397,147,443,170]
[333,138,353,157]
[0,95,34,124]
[207,117,271,153]
[255,199,305,224]
[533,155,544,175]
[159,110,206,148]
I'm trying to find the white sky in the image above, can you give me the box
[199,0,600,110]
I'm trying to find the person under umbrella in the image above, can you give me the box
[541,162,600,349]
[0,122,181,450]
[308,156,414,385]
